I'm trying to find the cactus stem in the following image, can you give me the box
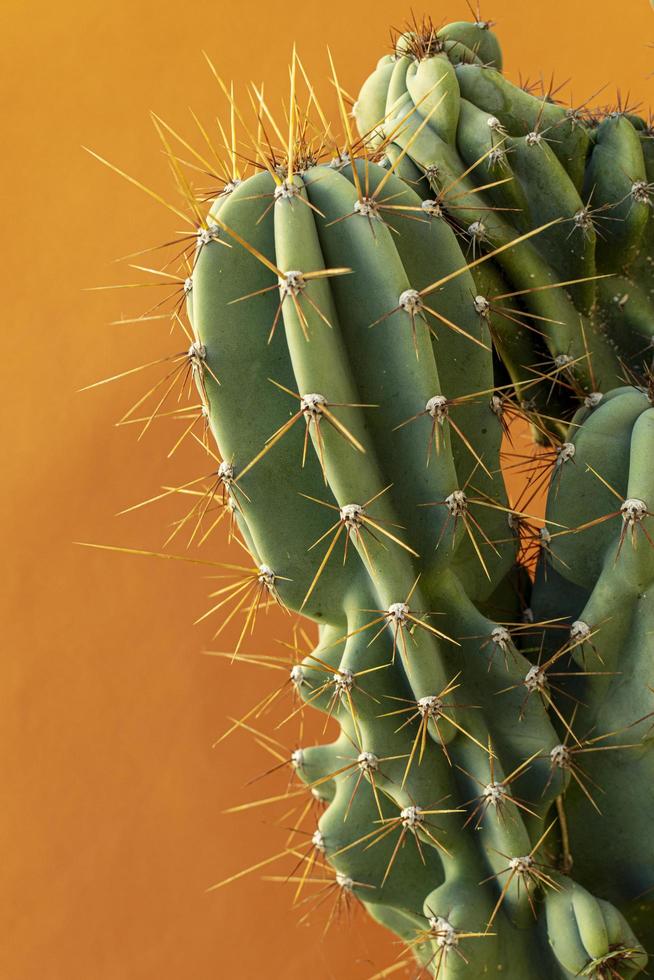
[495,649,591,738]
[574,466,654,556]
[91,33,654,973]
[396,389,497,474]
[307,749,405,822]
[579,946,647,979]
[331,800,463,883]
[300,488,419,609]
[238,379,370,483]
[223,221,352,341]
[461,745,542,829]
[482,820,561,929]
[337,587,460,665]
[434,486,501,576]
[406,909,490,978]
[379,675,488,782]
[371,282,491,353]
[280,654,391,745]
[543,712,648,815]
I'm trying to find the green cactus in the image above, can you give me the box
[531,386,654,948]
[185,115,649,978]
[354,16,654,435]
[88,13,654,980]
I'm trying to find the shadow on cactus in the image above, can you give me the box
[83,8,654,978]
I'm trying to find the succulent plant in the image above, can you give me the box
[531,384,654,953]
[87,11,654,979]
[355,14,654,436]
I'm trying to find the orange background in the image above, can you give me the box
[2,2,652,978]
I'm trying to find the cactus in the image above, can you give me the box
[354,15,654,435]
[184,151,649,977]
[531,385,654,950]
[87,14,654,980]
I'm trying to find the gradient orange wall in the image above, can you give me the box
[2,2,652,978]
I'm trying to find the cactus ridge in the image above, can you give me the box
[85,13,654,980]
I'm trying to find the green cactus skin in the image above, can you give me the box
[354,19,654,433]
[93,12,654,979]
[531,388,654,949]
[182,139,649,974]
